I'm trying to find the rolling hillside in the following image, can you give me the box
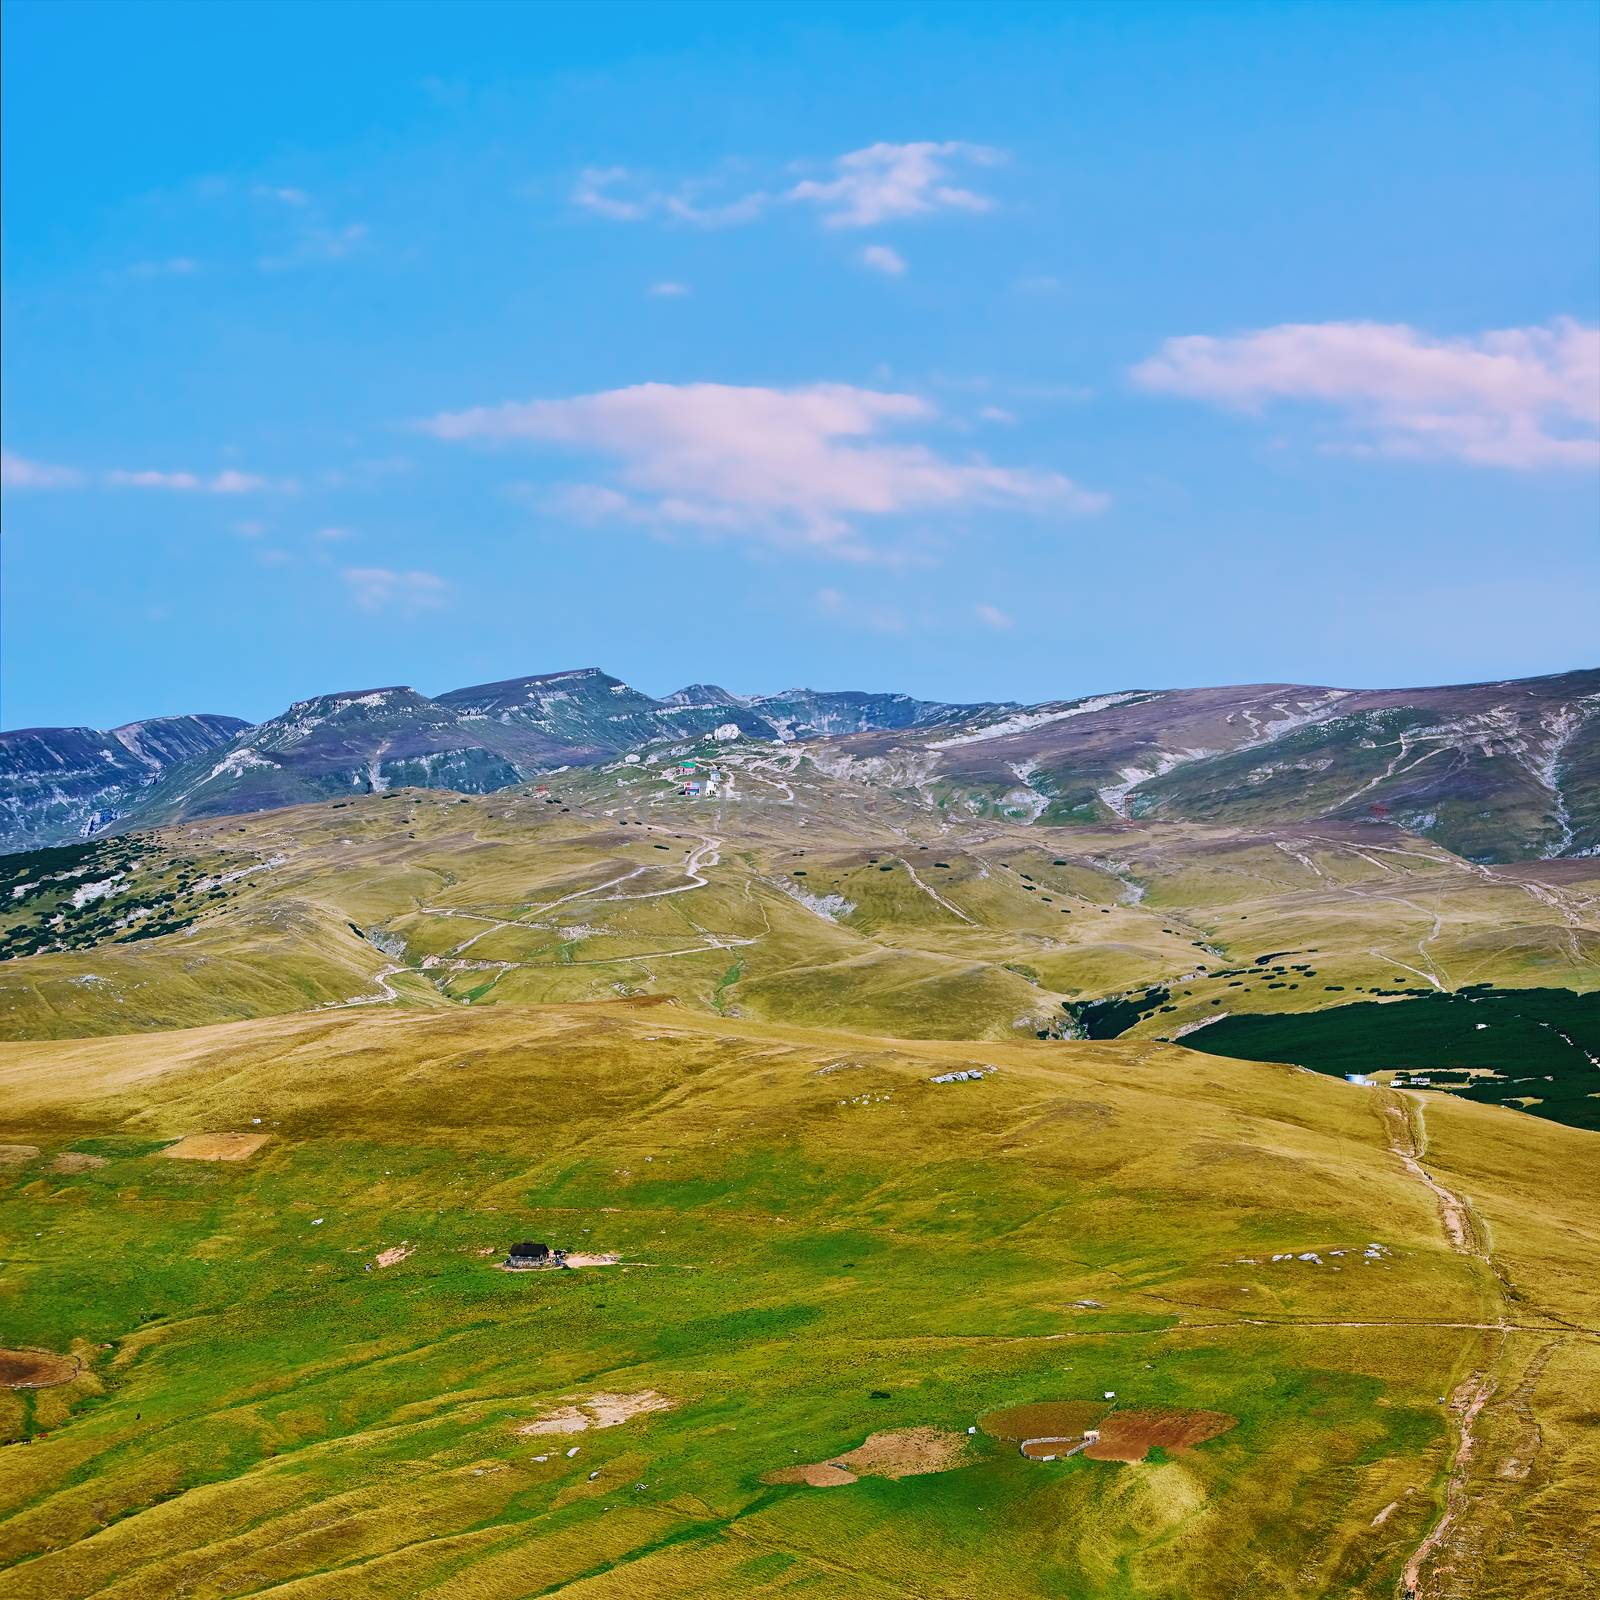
[0,721,1597,1598]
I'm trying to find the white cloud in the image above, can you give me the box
[572,141,1002,234]
[1,450,83,489]
[978,406,1016,424]
[314,525,354,541]
[789,141,1002,228]
[342,566,450,614]
[254,185,312,206]
[860,244,907,277]
[975,603,1013,629]
[1132,318,1600,469]
[648,280,691,297]
[107,468,278,493]
[425,381,1104,553]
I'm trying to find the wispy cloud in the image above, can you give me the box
[126,257,202,279]
[259,222,368,272]
[573,165,767,226]
[342,566,450,614]
[1,450,83,489]
[106,468,287,493]
[253,185,312,207]
[647,280,691,298]
[860,244,907,277]
[6,455,296,494]
[790,141,1001,228]
[1132,318,1600,469]
[425,381,1104,555]
[975,603,1013,629]
[572,166,649,221]
[572,141,1003,235]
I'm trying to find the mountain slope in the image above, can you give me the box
[0,671,1002,848]
[0,714,246,851]
[2,668,1594,860]
[436,667,781,753]
[130,687,528,824]
[823,671,1600,861]
[436,669,999,752]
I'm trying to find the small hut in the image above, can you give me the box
[505,1241,566,1270]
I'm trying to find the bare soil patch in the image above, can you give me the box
[0,1348,80,1389]
[1082,1407,1236,1462]
[0,1145,40,1167]
[764,1427,970,1488]
[765,1462,858,1487]
[836,1426,969,1479]
[159,1132,270,1162]
[515,1389,674,1436]
[563,1252,621,1268]
[51,1152,108,1173]
[375,1243,414,1268]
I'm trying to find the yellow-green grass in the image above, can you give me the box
[2,781,1595,1051]
[1,1002,1595,1597]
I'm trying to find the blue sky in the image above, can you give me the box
[3,0,1597,730]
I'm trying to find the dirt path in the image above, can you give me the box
[416,831,724,960]
[1401,1371,1497,1600]
[325,963,404,1008]
[516,934,759,969]
[1378,1089,1513,1600]
[866,1317,1589,1348]
[895,857,976,925]
[1379,1092,1480,1259]
[742,758,797,804]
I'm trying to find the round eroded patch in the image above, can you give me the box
[0,1348,80,1389]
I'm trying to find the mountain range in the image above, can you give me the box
[3,665,1595,862]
